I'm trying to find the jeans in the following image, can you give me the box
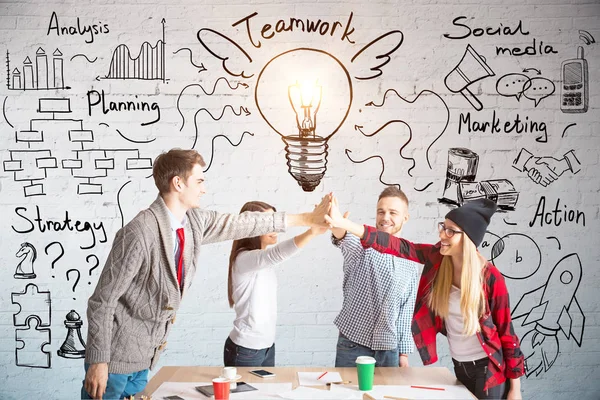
[335,333,399,367]
[223,336,275,367]
[81,363,148,400]
[453,357,506,399]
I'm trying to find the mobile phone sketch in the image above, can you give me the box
[561,46,588,113]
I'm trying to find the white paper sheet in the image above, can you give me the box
[329,384,476,400]
[152,381,293,399]
[296,372,343,386]
[277,386,355,400]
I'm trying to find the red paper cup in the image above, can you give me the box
[212,377,230,400]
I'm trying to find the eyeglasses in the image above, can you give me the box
[438,222,464,238]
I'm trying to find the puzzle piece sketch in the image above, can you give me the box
[15,316,51,368]
[12,283,51,327]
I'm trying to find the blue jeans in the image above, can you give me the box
[453,357,507,399]
[223,336,275,367]
[81,363,148,399]
[335,333,399,367]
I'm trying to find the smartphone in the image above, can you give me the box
[249,369,276,378]
[561,46,588,113]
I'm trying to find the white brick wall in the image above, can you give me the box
[1,0,599,399]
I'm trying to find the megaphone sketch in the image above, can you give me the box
[444,44,495,111]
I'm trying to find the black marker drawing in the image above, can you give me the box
[496,72,555,107]
[57,310,86,359]
[503,218,517,226]
[578,30,595,45]
[4,97,153,196]
[444,44,494,111]
[512,253,585,377]
[197,105,250,121]
[70,54,97,63]
[345,149,401,189]
[546,236,561,250]
[116,128,156,144]
[354,121,415,176]
[177,79,250,132]
[365,88,450,170]
[3,96,14,128]
[490,233,542,280]
[15,242,37,279]
[6,48,70,90]
[513,148,581,187]
[173,47,206,72]
[560,46,588,113]
[414,182,435,192]
[66,269,80,300]
[350,30,404,80]
[117,180,132,228]
[439,148,519,210]
[86,254,100,284]
[44,241,64,279]
[197,28,254,79]
[203,131,254,173]
[562,123,576,138]
[101,19,166,82]
[15,316,51,368]
[12,283,51,328]
[4,148,56,197]
[255,48,352,191]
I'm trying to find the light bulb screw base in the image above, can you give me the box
[282,135,328,192]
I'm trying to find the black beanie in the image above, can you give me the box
[445,199,497,247]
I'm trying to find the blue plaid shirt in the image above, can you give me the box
[332,233,420,353]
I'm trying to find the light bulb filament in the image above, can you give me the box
[288,81,322,138]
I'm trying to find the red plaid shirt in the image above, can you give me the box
[361,225,524,391]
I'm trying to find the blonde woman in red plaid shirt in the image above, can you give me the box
[325,196,524,400]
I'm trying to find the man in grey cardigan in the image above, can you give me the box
[82,149,329,399]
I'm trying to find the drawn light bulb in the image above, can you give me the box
[255,48,352,191]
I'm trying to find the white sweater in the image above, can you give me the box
[229,238,300,349]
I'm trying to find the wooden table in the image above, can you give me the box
[141,366,464,396]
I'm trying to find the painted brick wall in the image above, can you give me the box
[0,0,599,398]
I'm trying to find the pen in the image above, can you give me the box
[410,385,445,391]
[326,380,352,386]
[317,371,328,380]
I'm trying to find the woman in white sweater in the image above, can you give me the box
[224,201,325,367]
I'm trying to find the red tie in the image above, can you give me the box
[176,228,185,292]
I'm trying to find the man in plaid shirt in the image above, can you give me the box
[331,187,420,367]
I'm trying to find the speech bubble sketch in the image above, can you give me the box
[496,72,555,107]
[523,77,555,107]
[496,73,531,101]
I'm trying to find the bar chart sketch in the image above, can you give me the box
[6,48,70,91]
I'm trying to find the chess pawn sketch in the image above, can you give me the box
[57,310,86,359]
[15,242,37,279]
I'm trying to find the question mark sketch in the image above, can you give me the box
[45,242,65,278]
[86,255,100,284]
[66,269,80,300]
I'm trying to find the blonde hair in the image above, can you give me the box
[428,236,486,336]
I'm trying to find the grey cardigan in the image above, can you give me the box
[85,196,286,374]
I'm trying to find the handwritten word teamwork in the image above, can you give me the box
[233,12,357,47]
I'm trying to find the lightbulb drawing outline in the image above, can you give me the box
[255,48,353,191]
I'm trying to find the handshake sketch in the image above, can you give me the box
[513,148,581,187]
